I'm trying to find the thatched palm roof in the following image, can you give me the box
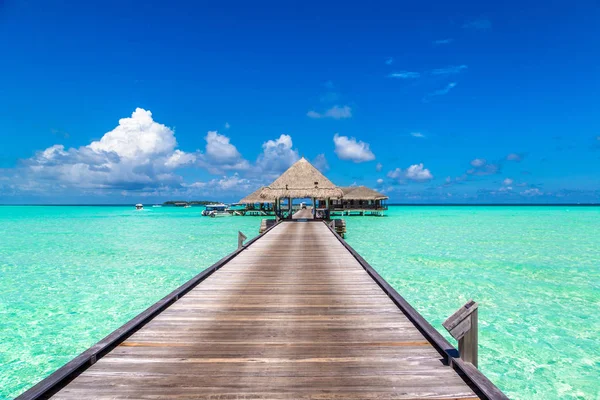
[239,187,274,204]
[259,157,344,199]
[341,187,357,195]
[341,186,388,200]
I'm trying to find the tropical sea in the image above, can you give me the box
[0,206,598,399]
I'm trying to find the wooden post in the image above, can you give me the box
[238,231,247,249]
[442,300,479,367]
[460,306,478,367]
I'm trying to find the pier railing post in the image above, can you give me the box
[238,231,247,249]
[443,300,479,368]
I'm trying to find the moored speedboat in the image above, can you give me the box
[201,203,231,217]
[135,203,143,210]
[210,210,232,217]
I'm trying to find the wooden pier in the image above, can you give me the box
[19,221,507,400]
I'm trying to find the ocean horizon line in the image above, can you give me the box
[1,203,599,207]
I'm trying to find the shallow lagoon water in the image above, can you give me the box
[0,206,599,399]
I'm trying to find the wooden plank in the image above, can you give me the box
[448,316,472,341]
[443,300,478,338]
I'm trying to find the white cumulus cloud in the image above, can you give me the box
[255,134,300,175]
[333,134,375,163]
[405,164,433,181]
[521,188,543,196]
[387,164,433,182]
[312,153,330,172]
[388,71,420,79]
[204,131,249,167]
[471,158,486,167]
[307,105,352,119]
[467,158,499,176]
[199,132,299,178]
[19,108,193,191]
[165,149,196,168]
[216,173,250,190]
[88,108,177,159]
[194,131,250,174]
[506,153,524,161]
[182,173,252,194]
[387,168,403,180]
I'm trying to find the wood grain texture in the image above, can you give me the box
[51,222,480,400]
[443,300,478,341]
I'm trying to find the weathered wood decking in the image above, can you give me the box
[20,221,506,400]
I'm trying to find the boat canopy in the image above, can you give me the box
[204,204,227,211]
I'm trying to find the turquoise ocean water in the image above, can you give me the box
[0,206,598,399]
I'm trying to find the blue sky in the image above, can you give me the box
[1,0,599,204]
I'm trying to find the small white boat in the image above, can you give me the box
[184,204,191,208]
[152,204,162,208]
[201,203,231,217]
[135,203,144,210]
[211,210,232,217]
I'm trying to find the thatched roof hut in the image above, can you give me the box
[341,186,388,200]
[259,158,344,199]
[239,187,274,204]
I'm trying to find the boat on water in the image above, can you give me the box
[152,205,162,208]
[184,204,191,208]
[135,204,143,210]
[201,203,231,217]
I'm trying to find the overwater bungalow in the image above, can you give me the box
[258,157,344,221]
[238,160,387,219]
[331,186,389,216]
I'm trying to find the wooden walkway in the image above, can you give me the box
[291,206,314,219]
[22,221,507,399]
